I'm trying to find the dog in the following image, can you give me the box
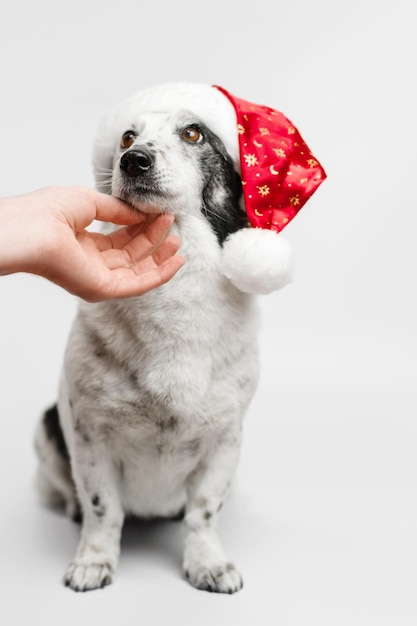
[34,87,261,593]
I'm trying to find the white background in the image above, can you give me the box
[0,1,416,624]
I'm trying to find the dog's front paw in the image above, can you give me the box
[184,561,243,594]
[63,560,114,592]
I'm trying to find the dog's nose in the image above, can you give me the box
[120,149,154,177]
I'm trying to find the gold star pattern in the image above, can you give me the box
[257,185,270,197]
[273,148,287,158]
[212,85,326,233]
[244,153,259,167]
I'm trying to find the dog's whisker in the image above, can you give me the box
[94,174,113,183]
[202,204,230,224]
[95,173,113,180]
[96,184,113,192]
[94,165,114,172]
[94,173,114,180]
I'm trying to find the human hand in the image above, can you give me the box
[0,186,184,301]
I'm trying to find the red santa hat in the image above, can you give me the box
[212,85,326,294]
[93,83,326,294]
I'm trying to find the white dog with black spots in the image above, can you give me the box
[34,84,283,594]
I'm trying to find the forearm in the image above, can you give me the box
[0,195,47,276]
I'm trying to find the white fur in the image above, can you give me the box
[35,104,263,594]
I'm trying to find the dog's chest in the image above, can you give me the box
[107,412,208,517]
[73,231,256,418]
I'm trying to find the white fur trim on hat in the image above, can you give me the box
[221,228,294,294]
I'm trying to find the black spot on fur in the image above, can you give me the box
[158,415,178,432]
[167,415,178,430]
[43,404,69,461]
[91,495,100,506]
[91,494,106,518]
[74,418,91,444]
[117,460,125,479]
[72,507,83,524]
[170,506,185,521]
[100,573,112,588]
[203,510,213,521]
[183,122,247,245]
[91,332,110,360]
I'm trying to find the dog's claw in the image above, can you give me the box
[63,561,114,592]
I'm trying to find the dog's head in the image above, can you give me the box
[93,84,247,245]
[93,83,300,294]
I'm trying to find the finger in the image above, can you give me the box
[141,213,176,248]
[150,235,183,266]
[101,233,182,272]
[77,227,145,254]
[104,214,177,267]
[122,255,185,296]
[122,225,180,269]
[88,225,147,253]
[92,191,148,226]
[85,213,175,256]
[151,254,185,285]
[108,213,175,253]
[85,255,185,302]
[52,187,147,231]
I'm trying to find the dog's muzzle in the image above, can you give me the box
[120,148,154,177]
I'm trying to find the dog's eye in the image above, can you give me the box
[120,130,137,149]
[181,126,204,144]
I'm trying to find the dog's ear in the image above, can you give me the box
[201,163,246,246]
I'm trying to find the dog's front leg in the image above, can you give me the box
[63,443,124,592]
[183,432,243,594]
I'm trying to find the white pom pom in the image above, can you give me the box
[221,228,294,294]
